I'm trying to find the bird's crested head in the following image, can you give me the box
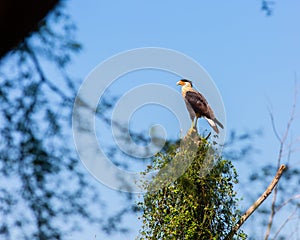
[176,79,193,87]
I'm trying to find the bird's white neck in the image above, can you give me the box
[181,85,193,96]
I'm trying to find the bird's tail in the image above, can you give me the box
[214,118,224,129]
[205,117,219,134]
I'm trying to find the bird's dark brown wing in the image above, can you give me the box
[185,90,215,119]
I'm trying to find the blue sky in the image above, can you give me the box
[68,0,300,137]
[66,0,300,239]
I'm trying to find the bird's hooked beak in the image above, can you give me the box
[176,80,184,86]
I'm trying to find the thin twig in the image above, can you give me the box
[23,40,72,103]
[268,109,281,142]
[226,164,286,239]
[273,206,298,240]
[265,79,298,240]
[265,183,278,240]
[276,194,300,212]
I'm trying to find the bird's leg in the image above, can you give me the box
[194,117,198,130]
[190,119,195,129]
[188,117,198,134]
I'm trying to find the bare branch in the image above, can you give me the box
[265,79,298,240]
[265,183,278,240]
[273,206,298,240]
[281,78,298,145]
[226,164,286,239]
[268,108,281,143]
[276,194,300,212]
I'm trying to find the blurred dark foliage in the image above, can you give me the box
[0,4,133,240]
[261,0,275,15]
[223,129,262,161]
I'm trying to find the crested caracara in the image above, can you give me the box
[177,79,224,134]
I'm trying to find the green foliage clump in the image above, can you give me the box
[138,135,246,240]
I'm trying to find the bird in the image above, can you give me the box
[177,79,224,134]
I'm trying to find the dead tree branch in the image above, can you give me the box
[265,79,298,240]
[226,164,286,239]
